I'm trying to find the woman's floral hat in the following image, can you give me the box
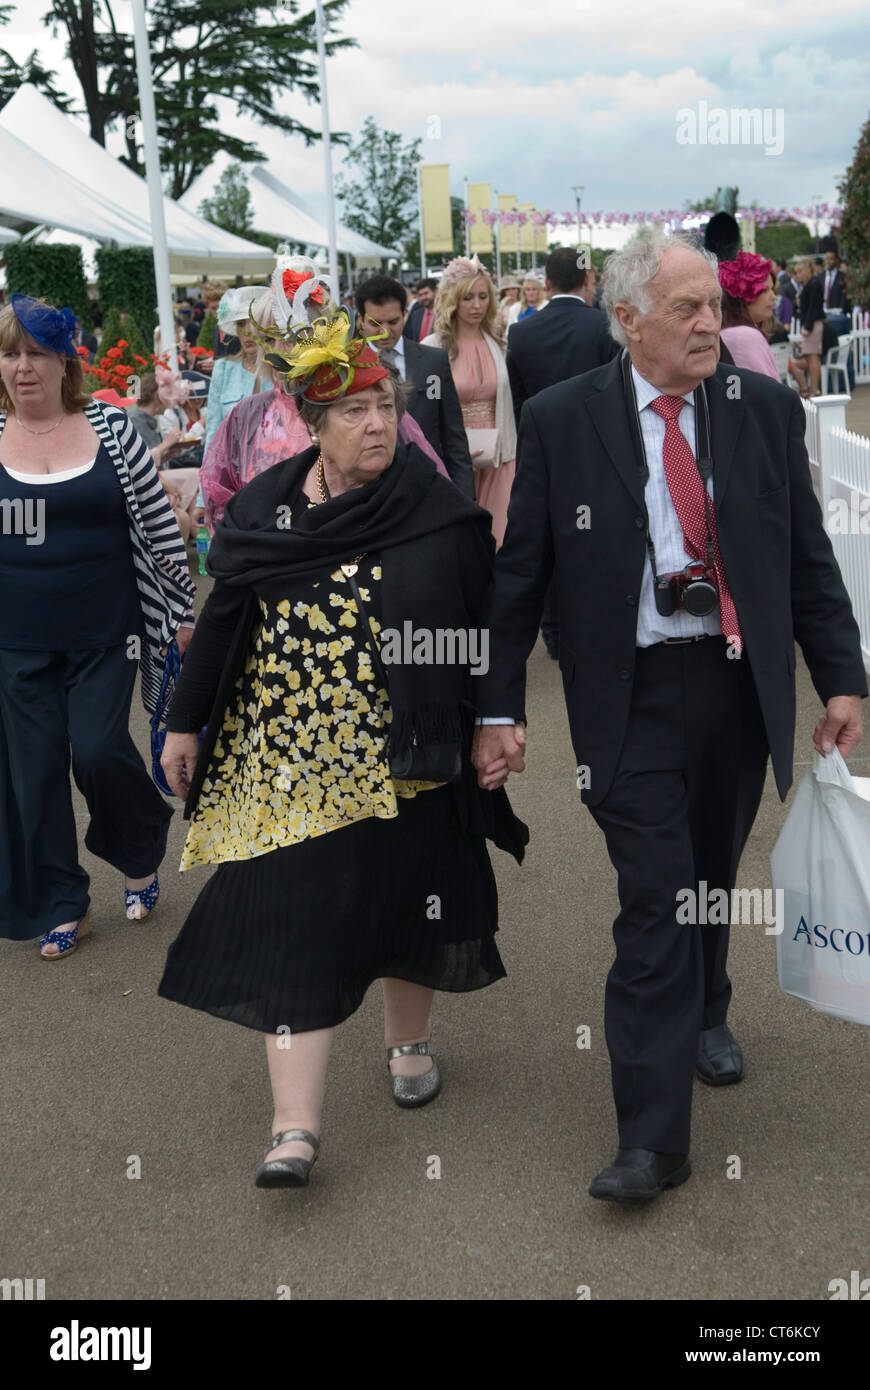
[718,252,773,303]
[246,255,388,404]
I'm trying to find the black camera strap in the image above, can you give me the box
[620,351,716,577]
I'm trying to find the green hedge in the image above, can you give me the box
[3,242,91,327]
[96,247,158,339]
[97,306,151,362]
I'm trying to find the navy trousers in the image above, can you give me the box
[589,637,769,1153]
[0,644,172,940]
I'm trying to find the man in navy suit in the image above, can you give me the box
[357,274,474,499]
[507,247,618,429]
[403,279,438,343]
[507,248,618,657]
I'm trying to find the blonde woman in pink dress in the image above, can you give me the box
[422,255,517,547]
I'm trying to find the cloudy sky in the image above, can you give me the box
[3,0,868,221]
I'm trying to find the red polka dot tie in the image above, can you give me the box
[649,394,742,652]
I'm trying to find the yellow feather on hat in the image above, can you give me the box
[285,315,354,380]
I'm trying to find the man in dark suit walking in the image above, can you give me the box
[356,274,474,500]
[403,279,438,343]
[507,247,618,428]
[472,230,866,1204]
[507,248,619,657]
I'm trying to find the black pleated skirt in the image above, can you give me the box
[157,785,505,1033]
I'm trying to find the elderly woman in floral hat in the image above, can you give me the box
[200,259,450,530]
[158,292,527,1190]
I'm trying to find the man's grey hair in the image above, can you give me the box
[601,228,720,347]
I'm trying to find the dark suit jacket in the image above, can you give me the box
[820,268,848,311]
[403,301,426,342]
[402,338,474,500]
[506,296,618,427]
[476,358,867,806]
[799,275,825,331]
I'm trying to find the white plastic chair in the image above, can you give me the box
[820,334,851,394]
[768,341,792,383]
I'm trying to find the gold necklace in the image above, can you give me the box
[15,411,66,437]
[315,453,364,577]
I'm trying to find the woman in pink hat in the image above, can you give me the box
[718,253,780,381]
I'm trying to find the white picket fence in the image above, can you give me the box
[790,307,870,385]
[803,396,870,672]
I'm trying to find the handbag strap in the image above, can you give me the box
[344,567,389,691]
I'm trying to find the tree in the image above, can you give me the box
[335,116,421,256]
[838,111,870,308]
[684,187,740,213]
[198,163,254,239]
[755,221,812,263]
[41,1,355,199]
[0,3,73,110]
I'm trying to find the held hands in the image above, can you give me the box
[471,723,526,790]
[160,732,200,799]
[813,696,863,758]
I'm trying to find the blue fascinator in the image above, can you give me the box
[10,294,79,358]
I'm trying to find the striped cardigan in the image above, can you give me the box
[0,400,196,715]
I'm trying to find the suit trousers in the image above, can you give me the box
[588,636,769,1153]
[0,644,172,940]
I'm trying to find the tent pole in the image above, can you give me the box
[345,251,352,292]
[131,0,177,374]
[315,1,339,293]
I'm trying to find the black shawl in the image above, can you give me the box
[169,442,528,861]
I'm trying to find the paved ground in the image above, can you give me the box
[2,543,868,1303]
[844,383,870,436]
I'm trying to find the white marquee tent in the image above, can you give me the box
[0,85,275,277]
[182,161,398,263]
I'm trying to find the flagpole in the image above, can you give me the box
[314,0,339,290]
[131,0,176,373]
[464,178,470,257]
[494,188,501,286]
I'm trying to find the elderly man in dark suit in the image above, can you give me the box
[356,274,474,500]
[472,229,866,1204]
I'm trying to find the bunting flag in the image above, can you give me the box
[459,204,843,231]
[467,181,493,254]
[420,164,454,254]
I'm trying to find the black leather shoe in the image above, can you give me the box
[696,1024,744,1086]
[588,1148,691,1204]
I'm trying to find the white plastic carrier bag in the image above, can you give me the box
[770,747,870,1026]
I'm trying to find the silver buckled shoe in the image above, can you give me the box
[387,1042,442,1108]
[254,1128,319,1188]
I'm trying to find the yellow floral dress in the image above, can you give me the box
[180,557,441,869]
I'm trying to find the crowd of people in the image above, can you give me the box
[0,226,865,1203]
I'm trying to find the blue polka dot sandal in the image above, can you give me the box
[125,873,160,921]
[39,908,91,961]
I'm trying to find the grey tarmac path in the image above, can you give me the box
[1,562,868,1302]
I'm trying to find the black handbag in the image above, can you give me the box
[344,565,462,784]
